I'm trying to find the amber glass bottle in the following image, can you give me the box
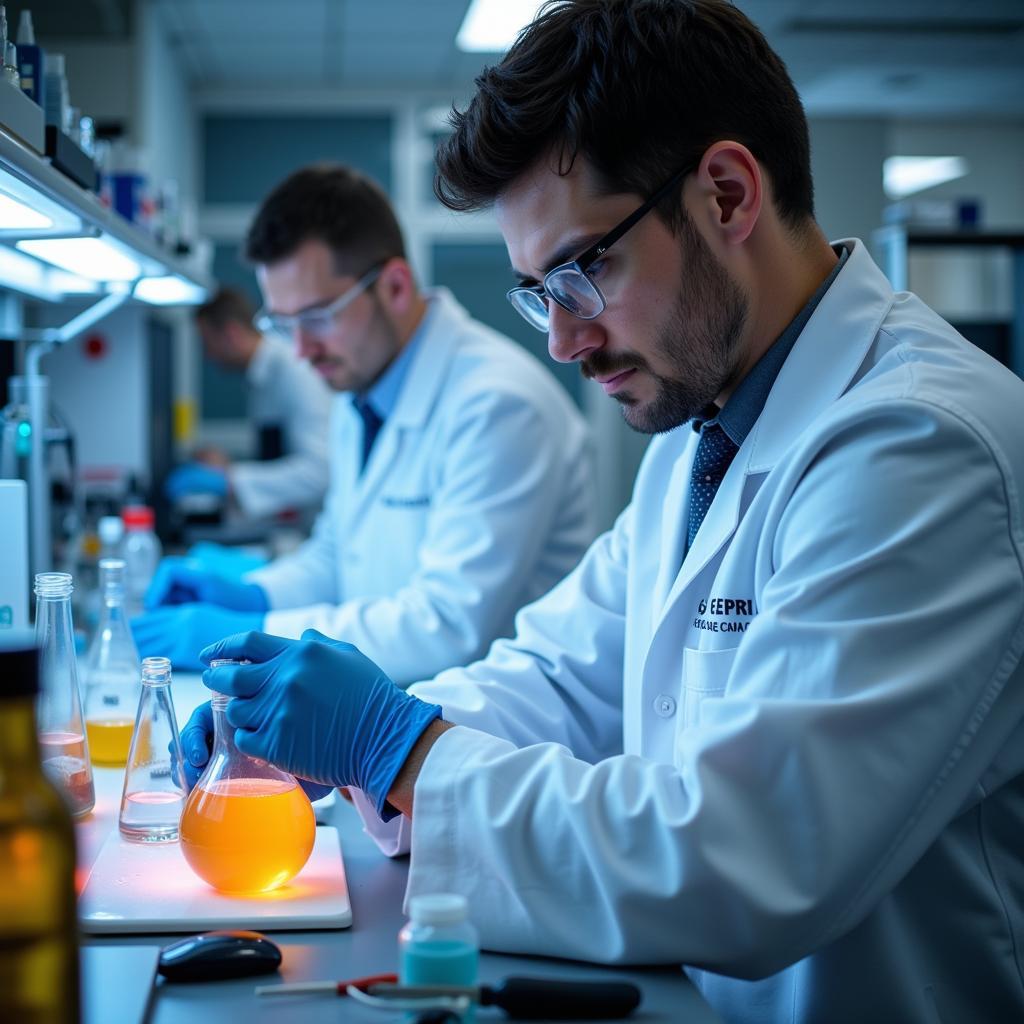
[0,633,80,1024]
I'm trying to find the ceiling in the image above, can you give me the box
[6,0,1024,116]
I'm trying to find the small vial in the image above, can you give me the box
[399,894,479,1021]
[118,657,187,843]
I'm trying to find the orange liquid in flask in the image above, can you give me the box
[86,719,134,766]
[180,777,315,893]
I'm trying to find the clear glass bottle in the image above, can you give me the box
[83,558,140,767]
[118,657,187,843]
[399,893,479,1021]
[34,572,95,819]
[121,505,161,616]
[179,675,315,893]
[0,633,80,1024]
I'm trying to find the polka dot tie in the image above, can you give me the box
[353,396,384,474]
[687,424,740,549]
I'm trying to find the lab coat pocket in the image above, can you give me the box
[681,647,738,729]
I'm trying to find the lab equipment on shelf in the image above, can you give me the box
[118,656,186,843]
[34,570,94,818]
[0,633,80,1024]
[83,558,140,766]
[179,674,315,893]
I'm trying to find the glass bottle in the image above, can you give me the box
[34,571,95,819]
[118,657,187,843]
[83,558,140,766]
[0,632,80,1024]
[179,675,315,893]
[399,893,480,1022]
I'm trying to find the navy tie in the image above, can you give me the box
[687,423,740,549]
[353,396,383,473]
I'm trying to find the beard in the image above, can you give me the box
[582,213,748,434]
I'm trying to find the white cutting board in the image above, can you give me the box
[79,826,351,934]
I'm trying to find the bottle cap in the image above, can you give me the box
[408,893,469,926]
[0,631,40,698]
[122,505,154,530]
[46,52,66,75]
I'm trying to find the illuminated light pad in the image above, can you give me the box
[79,826,351,933]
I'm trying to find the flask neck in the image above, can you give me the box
[203,697,245,780]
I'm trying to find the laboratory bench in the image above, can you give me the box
[77,673,723,1024]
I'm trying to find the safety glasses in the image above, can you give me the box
[507,166,690,333]
[254,264,383,338]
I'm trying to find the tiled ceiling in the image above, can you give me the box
[5,0,1024,114]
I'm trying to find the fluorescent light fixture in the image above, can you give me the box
[0,166,82,234]
[0,244,58,299]
[133,275,208,306]
[17,235,143,281]
[883,156,968,199]
[0,192,53,229]
[457,0,544,51]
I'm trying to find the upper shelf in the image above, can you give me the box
[0,121,210,306]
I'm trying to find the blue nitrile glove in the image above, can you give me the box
[144,557,269,612]
[199,629,442,820]
[164,462,228,502]
[131,604,263,671]
[178,700,332,800]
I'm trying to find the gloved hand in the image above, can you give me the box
[178,700,333,801]
[164,462,228,502]
[199,629,442,819]
[131,604,263,671]
[145,557,268,612]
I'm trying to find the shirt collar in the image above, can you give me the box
[695,244,849,444]
[354,296,438,421]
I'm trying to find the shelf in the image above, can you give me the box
[0,121,210,305]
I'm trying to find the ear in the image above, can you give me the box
[375,258,416,315]
[693,141,762,245]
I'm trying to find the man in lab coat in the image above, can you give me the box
[186,3,1024,1021]
[164,286,332,521]
[135,163,594,681]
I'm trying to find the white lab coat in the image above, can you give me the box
[357,241,1024,1023]
[229,332,332,519]
[249,289,594,685]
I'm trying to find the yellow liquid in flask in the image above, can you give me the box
[179,777,315,893]
[86,719,134,766]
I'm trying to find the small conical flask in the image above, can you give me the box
[180,668,315,893]
[84,559,141,766]
[118,657,187,843]
[34,572,95,819]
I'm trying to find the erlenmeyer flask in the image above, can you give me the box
[84,559,140,766]
[180,668,315,893]
[34,572,95,819]
[119,657,187,843]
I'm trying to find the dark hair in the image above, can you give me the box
[245,163,406,275]
[195,286,257,330]
[435,0,814,233]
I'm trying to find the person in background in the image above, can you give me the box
[179,3,1024,1022]
[135,163,595,683]
[164,286,332,521]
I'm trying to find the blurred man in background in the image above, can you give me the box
[165,286,332,521]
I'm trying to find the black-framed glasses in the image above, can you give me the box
[506,166,690,333]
